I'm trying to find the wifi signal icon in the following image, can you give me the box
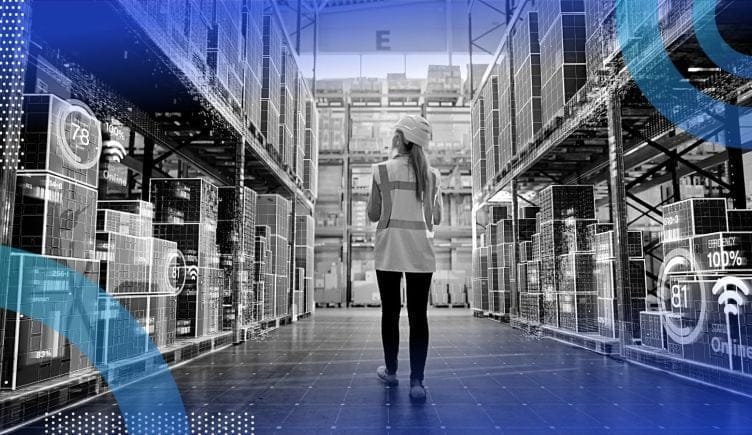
[712,276,751,316]
[101,139,126,163]
[186,265,199,282]
[711,276,752,370]
[616,0,752,149]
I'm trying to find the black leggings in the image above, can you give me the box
[376,270,432,382]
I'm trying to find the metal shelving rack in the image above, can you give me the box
[468,0,752,386]
[0,0,322,429]
[24,0,318,327]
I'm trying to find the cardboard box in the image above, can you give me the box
[12,172,98,259]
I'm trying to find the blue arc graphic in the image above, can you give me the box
[0,246,188,434]
[616,0,751,149]
[694,0,752,79]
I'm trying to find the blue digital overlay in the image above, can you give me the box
[0,246,189,434]
[693,0,752,79]
[616,0,752,149]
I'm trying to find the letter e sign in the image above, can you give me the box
[376,30,391,51]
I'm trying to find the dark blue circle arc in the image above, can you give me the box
[0,246,188,434]
[616,0,751,149]
[694,0,752,79]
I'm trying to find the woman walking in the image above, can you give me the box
[367,115,442,402]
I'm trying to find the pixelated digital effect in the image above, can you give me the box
[44,411,254,435]
[0,0,27,171]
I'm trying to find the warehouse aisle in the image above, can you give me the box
[23,310,752,434]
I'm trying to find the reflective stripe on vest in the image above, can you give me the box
[391,181,417,191]
[377,165,428,231]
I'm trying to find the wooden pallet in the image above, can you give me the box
[489,312,510,323]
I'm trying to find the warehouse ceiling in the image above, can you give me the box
[279,0,510,55]
[29,0,306,196]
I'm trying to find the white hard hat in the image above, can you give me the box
[395,115,432,149]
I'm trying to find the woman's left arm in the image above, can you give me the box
[367,165,382,223]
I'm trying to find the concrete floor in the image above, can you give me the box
[17,308,752,434]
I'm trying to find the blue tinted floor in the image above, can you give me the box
[17,309,752,434]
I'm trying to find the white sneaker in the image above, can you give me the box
[409,379,426,402]
[377,365,398,386]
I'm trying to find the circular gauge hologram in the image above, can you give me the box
[56,100,102,170]
[162,249,187,296]
[658,247,711,345]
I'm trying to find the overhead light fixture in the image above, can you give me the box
[687,67,721,73]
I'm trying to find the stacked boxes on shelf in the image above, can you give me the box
[484,73,501,186]
[318,108,346,152]
[257,194,291,319]
[471,97,486,199]
[496,42,514,173]
[539,0,588,127]
[477,205,507,314]
[471,246,490,312]
[426,108,471,157]
[294,78,307,181]
[593,226,646,339]
[727,209,752,231]
[94,200,179,365]
[486,216,499,313]
[517,184,648,337]
[351,200,375,232]
[161,0,211,79]
[293,267,305,316]
[351,164,374,232]
[217,186,257,330]
[641,198,752,374]
[261,14,282,158]
[351,77,382,95]
[151,178,222,338]
[2,256,100,390]
[490,216,515,317]
[513,4,543,151]
[11,173,99,259]
[351,109,417,155]
[303,99,319,197]
[517,206,542,323]
[386,73,421,93]
[208,0,244,116]
[243,0,264,132]
[279,44,297,170]
[387,73,422,101]
[349,112,378,154]
[537,185,596,330]
[254,226,272,321]
[584,0,617,82]
[3,95,102,390]
[351,165,372,196]
[316,78,345,99]
[295,215,315,315]
[97,200,179,298]
[557,246,597,333]
[426,65,461,97]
